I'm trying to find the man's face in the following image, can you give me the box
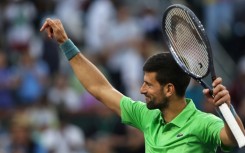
[140,72,169,110]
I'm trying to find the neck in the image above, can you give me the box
[162,97,187,123]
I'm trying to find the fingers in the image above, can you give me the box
[213,85,230,106]
[203,88,214,104]
[40,18,54,39]
[202,77,231,107]
[46,26,53,39]
[40,18,53,33]
[212,77,222,87]
[203,88,212,98]
[40,18,68,44]
[40,18,55,31]
[40,20,49,32]
[211,77,231,106]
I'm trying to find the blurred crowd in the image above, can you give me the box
[0,0,244,153]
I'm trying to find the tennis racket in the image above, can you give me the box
[162,4,245,148]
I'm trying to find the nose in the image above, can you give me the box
[140,83,147,94]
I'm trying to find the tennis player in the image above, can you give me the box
[40,18,245,153]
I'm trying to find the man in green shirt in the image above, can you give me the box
[121,96,224,152]
[40,18,245,153]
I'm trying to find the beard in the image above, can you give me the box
[146,96,169,110]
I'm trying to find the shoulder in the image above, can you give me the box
[195,110,223,122]
[120,96,160,128]
[192,110,224,137]
[120,96,146,109]
[120,96,158,115]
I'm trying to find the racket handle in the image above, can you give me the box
[219,103,245,148]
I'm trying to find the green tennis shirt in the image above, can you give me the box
[120,96,227,153]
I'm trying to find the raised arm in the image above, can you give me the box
[203,77,245,147]
[40,18,123,116]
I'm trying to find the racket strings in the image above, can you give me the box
[167,11,208,75]
[165,8,209,78]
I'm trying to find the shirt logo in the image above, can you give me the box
[176,133,184,138]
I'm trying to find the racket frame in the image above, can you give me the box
[162,4,216,82]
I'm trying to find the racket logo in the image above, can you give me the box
[170,15,202,44]
[198,62,203,69]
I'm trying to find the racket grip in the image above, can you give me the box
[219,103,245,148]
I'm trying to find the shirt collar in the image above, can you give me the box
[170,98,196,128]
[157,99,196,127]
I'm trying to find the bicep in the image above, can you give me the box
[69,54,124,116]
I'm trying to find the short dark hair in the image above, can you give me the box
[143,52,190,97]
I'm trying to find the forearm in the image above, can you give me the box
[68,52,123,115]
[59,39,113,97]
[63,39,124,115]
[69,53,112,98]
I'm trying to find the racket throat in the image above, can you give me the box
[196,79,208,89]
[196,79,214,96]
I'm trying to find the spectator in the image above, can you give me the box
[48,73,81,113]
[3,0,37,53]
[103,3,145,100]
[85,0,116,54]
[229,56,245,109]
[28,94,59,134]
[39,110,87,153]
[12,51,49,105]
[202,0,234,39]
[4,112,47,153]
[0,51,15,110]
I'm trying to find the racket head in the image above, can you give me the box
[162,4,215,80]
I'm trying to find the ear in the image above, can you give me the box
[164,83,175,97]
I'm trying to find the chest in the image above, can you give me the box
[143,120,215,153]
[145,121,195,145]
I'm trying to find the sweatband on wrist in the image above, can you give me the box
[60,39,80,60]
[230,104,237,117]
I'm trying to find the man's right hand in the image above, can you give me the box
[40,18,68,44]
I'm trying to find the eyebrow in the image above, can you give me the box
[144,81,152,86]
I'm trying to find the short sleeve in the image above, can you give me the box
[197,113,233,151]
[120,96,156,131]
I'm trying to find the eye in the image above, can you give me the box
[145,82,152,88]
